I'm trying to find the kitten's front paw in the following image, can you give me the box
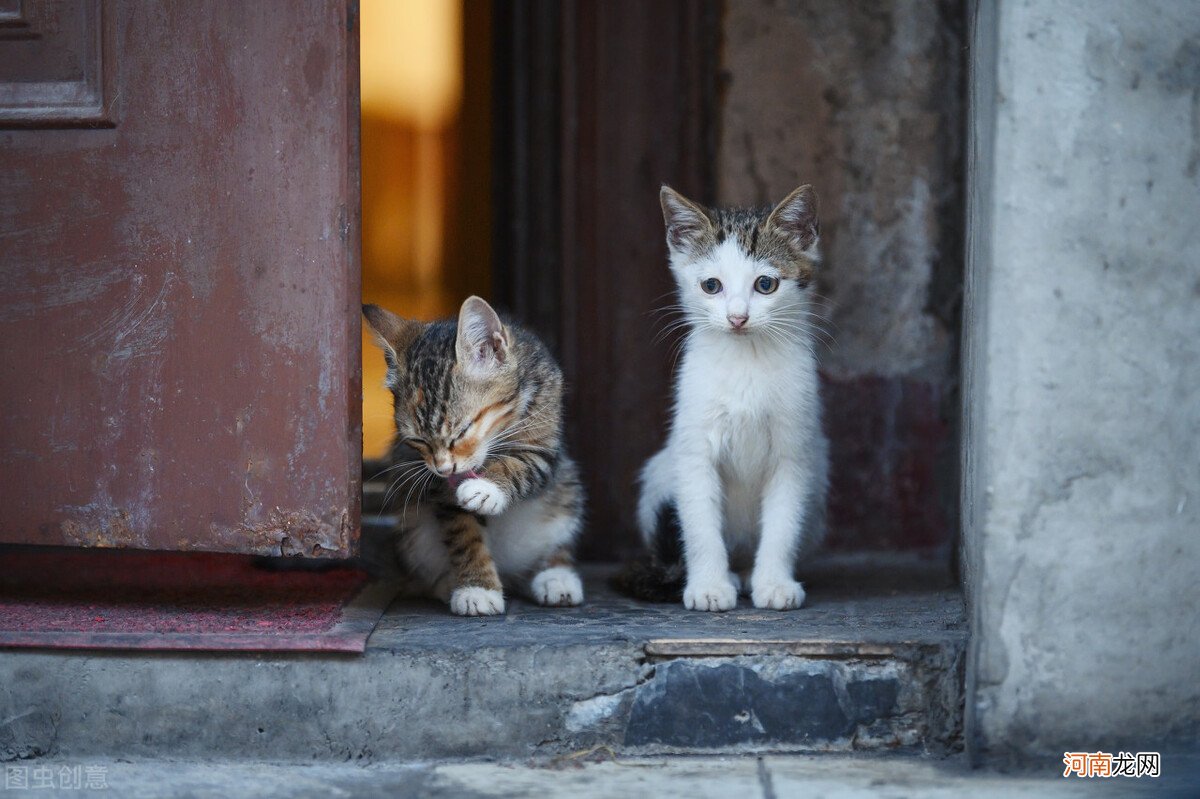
[530,566,584,607]
[455,478,510,515]
[449,586,506,616]
[751,578,806,611]
[683,576,738,612]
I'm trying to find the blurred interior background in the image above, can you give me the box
[359,1,966,565]
[359,0,491,458]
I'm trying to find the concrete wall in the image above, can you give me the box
[964,0,1200,761]
[718,0,965,552]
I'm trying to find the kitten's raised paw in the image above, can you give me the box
[683,577,738,612]
[449,586,506,616]
[455,478,509,515]
[531,566,584,607]
[751,578,806,611]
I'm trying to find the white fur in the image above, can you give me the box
[399,489,583,610]
[530,566,584,606]
[455,477,509,515]
[450,586,505,616]
[639,237,829,612]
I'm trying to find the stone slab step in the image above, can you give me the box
[0,557,964,762]
[16,752,1177,799]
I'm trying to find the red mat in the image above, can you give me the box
[0,547,395,652]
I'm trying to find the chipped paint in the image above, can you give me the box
[224,508,352,558]
[60,508,138,549]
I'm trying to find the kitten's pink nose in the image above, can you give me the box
[727,314,748,329]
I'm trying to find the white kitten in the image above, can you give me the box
[633,185,829,612]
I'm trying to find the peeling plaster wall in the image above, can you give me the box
[964,0,1200,760]
[717,0,966,551]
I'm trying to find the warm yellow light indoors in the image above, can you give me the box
[360,0,462,129]
[361,0,464,459]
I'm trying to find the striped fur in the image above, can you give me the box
[364,297,585,616]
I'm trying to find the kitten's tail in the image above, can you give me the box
[611,502,686,603]
[611,559,684,603]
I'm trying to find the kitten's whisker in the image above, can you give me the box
[402,469,435,521]
[650,309,693,336]
[646,290,681,310]
[491,444,551,463]
[784,313,836,334]
[782,323,834,352]
[366,458,423,481]
[808,291,838,311]
[502,404,560,431]
[770,311,836,347]
[380,475,416,513]
[375,461,425,490]
[768,324,791,347]
[650,310,690,327]
[382,463,434,511]
[779,322,834,350]
[798,297,840,332]
[653,315,692,331]
[668,330,696,372]
[398,470,427,522]
[762,325,793,351]
[652,320,695,346]
[654,313,702,348]
[490,412,557,443]
[486,431,554,457]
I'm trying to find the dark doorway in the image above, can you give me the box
[488,0,965,565]
[491,0,718,562]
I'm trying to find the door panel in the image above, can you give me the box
[0,1,361,557]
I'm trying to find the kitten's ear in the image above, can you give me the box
[362,304,419,373]
[765,185,819,253]
[660,185,713,256]
[455,296,509,373]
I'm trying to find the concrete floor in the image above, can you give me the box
[15,752,1194,798]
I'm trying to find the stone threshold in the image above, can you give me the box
[1,555,965,762]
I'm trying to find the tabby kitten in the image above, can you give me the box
[363,296,584,616]
[628,185,829,612]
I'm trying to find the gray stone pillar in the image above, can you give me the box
[964,0,1200,761]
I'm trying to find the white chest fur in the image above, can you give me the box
[673,332,820,468]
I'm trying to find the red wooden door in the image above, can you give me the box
[0,1,361,557]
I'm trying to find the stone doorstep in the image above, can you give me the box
[15,754,1173,799]
[0,559,965,763]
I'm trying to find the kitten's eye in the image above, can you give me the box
[403,437,429,451]
[754,275,779,295]
[700,277,722,295]
[447,420,474,446]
